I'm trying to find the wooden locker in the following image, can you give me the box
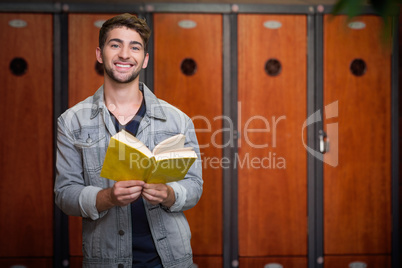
[239,257,308,268]
[324,255,391,268]
[237,14,308,256]
[323,15,392,256]
[0,13,53,262]
[68,13,119,258]
[0,258,53,268]
[68,13,118,107]
[193,256,223,268]
[153,13,223,258]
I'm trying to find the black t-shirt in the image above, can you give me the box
[110,95,162,267]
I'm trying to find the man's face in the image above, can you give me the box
[96,27,149,84]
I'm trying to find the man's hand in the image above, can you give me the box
[110,180,145,206]
[142,183,175,208]
[97,180,145,212]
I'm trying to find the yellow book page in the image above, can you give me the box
[100,138,152,181]
[116,129,152,158]
[146,157,196,184]
[152,134,186,155]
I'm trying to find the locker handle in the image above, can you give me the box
[180,58,197,76]
[319,130,329,153]
[10,57,28,76]
[264,263,283,268]
[265,58,281,76]
[350,58,366,76]
[349,261,367,268]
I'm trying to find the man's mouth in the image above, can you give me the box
[115,63,133,68]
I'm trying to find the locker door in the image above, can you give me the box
[238,14,307,260]
[324,256,391,268]
[69,14,118,107]
[68,13,118,260]
[153,13,223,263]
[323,15,391,264]
[0,13,53,265]
[239,257,307,268]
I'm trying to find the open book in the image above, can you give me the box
[100,130,197,183]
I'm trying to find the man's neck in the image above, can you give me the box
[104,79,144,124]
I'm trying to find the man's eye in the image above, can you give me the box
[132,46,140,51]
[111,44,119,48]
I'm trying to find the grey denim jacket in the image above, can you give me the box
[54,83,203,268]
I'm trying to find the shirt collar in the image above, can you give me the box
[90,83,167,121]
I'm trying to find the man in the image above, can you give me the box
[54,13,202,268]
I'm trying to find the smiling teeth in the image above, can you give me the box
[116,64,131,68]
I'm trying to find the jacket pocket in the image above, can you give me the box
[169,212,192,260]
[74,128,106,186]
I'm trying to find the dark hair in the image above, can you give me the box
[99,13,151,52]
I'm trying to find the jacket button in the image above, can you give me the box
[118,230,125,236]
[118,264,124,268]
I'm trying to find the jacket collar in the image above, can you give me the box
[90,83,167,121]
[90,85,105,119]
[141,83,167,121]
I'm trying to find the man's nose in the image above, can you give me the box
[118,46,130,59]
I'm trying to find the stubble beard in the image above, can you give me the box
[104,64,141,84]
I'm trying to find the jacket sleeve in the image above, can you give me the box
[167,117,203,212]
[54,116,105,220]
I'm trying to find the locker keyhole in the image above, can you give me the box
[265,58,281,76]
[350,58,366,76]
[10,57,28,76]
[95,61,104,76]
[180,58,197,76]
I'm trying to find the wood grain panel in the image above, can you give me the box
[193,256,223,268]
[324,255,391,268]
[238,14,307,256]
[68,13,118,107]
[239,257,307,268]
[0,258,52,267]
[323,15,391,255]
[68,13,118,256]
[69,216,83,256]
[153,13,223,255]
[0,13,53,257]
[70,256,83,268]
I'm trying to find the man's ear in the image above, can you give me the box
[96,47,103,64]
[142,53,149,69]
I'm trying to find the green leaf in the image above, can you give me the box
[331,0,348,15]
[331,0,366,18]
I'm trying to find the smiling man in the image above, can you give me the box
[54,14,203,268]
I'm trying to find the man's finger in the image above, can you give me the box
[116,180,145,188]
